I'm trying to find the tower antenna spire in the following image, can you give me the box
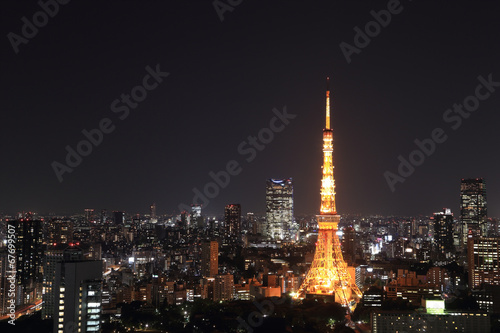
[326,77,330,130]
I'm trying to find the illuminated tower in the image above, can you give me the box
[295,78,362,312]
[460,178,487,246]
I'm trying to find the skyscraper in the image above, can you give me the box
[467,237,500,288]
[42,244,84,319]
[112,211,125,225]
[8,219,43,305]
[84,209,94,224]
[191,204,203,228]
[460,178,487,245]
[53,250,102,333]
[201,241,218,278]
[224,204,241,243]
[265,178,294,241]
[432,209,454,258]
[100,209,107,224]
[150,202,157,220]
[341,226,356,265]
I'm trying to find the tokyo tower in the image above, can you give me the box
[294,78,362,312]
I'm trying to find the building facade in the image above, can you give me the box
[432,209,454,258]
[214,274,234,301]
[371,309,490,333]
[53,259,102,333]
[460,178,487,245]
[201,241,218,278]
[467,237,500,288]
[224,204,241,243]
[8,219,43,305]
[265,178,295,242]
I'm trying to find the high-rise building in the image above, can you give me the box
[214,274,234,301]
[295,77,362,312]
[112,211,125,225]
[100,209,107,224]
[341,226,356,265]
[191,204,203,228]
[224,204,241,243]
[84,209,94,224]
[468,237,500,288]
[201,241,218,278]
[150,202,157,220]
[0,250,9,316]
[432,209,454,258]
[42,245,84,319]
[246,212,258,235]
[8,219,43,305]
[460,178,487,245]
[265,178,294,241]
[53,254,102,333]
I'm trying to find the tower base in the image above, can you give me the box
[305,294,336,303]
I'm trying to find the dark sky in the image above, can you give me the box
[1,0,500,217]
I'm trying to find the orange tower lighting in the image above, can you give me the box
[294,77,362,312]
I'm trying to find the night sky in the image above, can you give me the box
[2,0,500,217]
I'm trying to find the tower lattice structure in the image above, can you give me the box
[295,78,362,312]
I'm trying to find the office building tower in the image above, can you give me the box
[341,226,356,265]
[112,211,125,225]
[53,254,102,333]
[265,178,294,241]
[201,241,218,278]
[42,245,83,319]
[224,204,241,242]
[84,209,94,224]
[460,178,487,245]
[214,274,234,301]
[246,212,257,235]
[191,204,203,228]
[468,237,500,288]
[8,219,43,305]
[150,202,157,220]
[432,209,454,258]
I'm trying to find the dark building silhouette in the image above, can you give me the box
[341,226,356,265]
[224,204,241,243]
[8,218,43,305]
[432,209,454,258]
[113,211,125,225]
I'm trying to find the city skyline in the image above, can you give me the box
[3,1,500,331]
[2,1,500,217]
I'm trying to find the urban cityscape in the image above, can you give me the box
[2,1,500,333]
